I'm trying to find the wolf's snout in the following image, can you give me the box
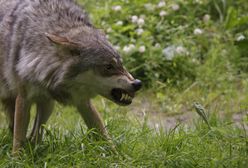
[132,79,142,91]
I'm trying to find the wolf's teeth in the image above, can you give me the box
[126,96,129,100]
[120,94,125,101]
[122,94,125,100]
[124,94,127,100]
[120,93,132,102]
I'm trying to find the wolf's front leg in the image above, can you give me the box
[77,100,117,153]
[29,98,54,144]
[13,92,31,154]
[77,100,110,140]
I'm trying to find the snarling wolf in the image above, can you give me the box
[0,0,142,153]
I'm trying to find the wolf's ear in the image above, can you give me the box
[45,33,79,48]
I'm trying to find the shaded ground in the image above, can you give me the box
[128,96,248,132]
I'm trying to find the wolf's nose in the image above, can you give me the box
[132,79,142,91]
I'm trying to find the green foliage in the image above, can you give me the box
[81,0,248,87]
[235,40,248,72]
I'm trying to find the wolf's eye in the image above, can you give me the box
[106,64,114,70]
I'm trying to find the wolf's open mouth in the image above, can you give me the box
[111,88,134,105]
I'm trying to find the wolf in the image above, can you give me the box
[0,0,142,153]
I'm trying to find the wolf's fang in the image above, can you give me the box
[120,94,125,101]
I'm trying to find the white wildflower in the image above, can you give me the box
[203,14,211,23]
[139,46,146,53]
[123,46,130,53]
[162,45,187,60]
[155,43,161,48]
[158,1,166,8]
[131,15,138,23]
[106,28,112,33]
[137,18,145,27]
[112,5,122,11]
[159,10,168,17]
[106,35,109,39]
[136,28,144,35]
[144,3,155,11]
[195,0,203,4]
[171,4,180,11]
[163,45,176,60]
[192,58,197,63]
[123,44,136,53]
[130,39,136,43]
[194,28,203,35]
[176,46,187,55]
[116,21,123,26]
[178,25,184,31]
[236,34,245,41]
[114,45,120,51]
[129,44,135,50]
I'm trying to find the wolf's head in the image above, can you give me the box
[46,26,141,106]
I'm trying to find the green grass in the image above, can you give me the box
[1,0,248,167]
[0,107,247,167]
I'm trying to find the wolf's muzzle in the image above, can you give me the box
[110,79,141,106]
